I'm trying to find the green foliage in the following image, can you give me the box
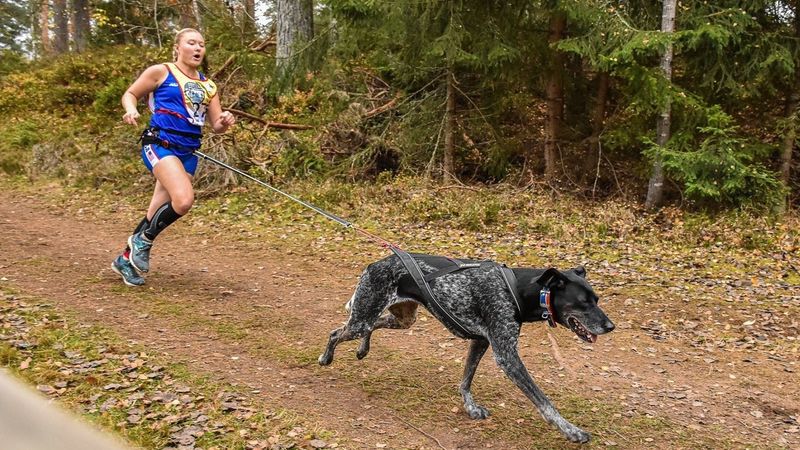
[0,119,40,174]
[93,77,129,115]
[2,0,798,212]
[647,106,783,210]
[0,0,27,52]
[0,50,26,76]
[0,46,160,116]
[275,139,328,179]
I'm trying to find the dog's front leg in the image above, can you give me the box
[488,331,591,444]
[460,339,490,419]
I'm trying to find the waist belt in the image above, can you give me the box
[138,127,201,154]
[389,247,521,339]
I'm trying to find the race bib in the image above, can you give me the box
[165,63,218,126]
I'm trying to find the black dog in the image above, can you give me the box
[319,252,615,443]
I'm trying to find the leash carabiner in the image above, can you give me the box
[539,287,557,328]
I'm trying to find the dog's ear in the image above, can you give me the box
[573,266,586,278]
[534,268,567,289]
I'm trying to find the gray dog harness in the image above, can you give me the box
[389,247,522,339]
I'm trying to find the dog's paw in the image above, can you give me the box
[466,404,490,420]
[564,427,591,444]
[318,353,333,366]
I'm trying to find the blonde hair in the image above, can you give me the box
[172,28,203,61]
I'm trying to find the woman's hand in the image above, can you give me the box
[122,109,140,126]
[215,110,235,132]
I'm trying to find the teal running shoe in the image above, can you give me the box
[127,232,153,273]
[111,255,145,286]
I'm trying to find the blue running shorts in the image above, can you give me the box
[141,144,199,176]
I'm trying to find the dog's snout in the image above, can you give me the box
[603,320,615,333]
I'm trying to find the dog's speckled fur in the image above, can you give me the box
[319,253,615,443]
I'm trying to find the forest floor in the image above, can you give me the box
[1,176,798,449]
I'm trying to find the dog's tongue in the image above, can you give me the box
[590,334,597,344]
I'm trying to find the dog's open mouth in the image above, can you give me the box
[568,317,597,344]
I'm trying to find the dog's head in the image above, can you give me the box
[534,267,614,343]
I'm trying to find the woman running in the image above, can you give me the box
[112,28,235,286]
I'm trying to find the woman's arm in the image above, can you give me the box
[206,95,236,133]
[121,65,168,126]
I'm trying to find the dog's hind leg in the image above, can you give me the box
[319,271,395,365]
[356,302,418,360]
[488,328,591,443]
[459,339,490,419]
[318,323,368,366]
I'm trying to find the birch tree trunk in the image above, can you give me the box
[645,0,676,210]
[544,11,566,179]
[276,0,314,79]
[71,0,90,52]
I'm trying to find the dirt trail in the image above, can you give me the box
[0,187,798,449]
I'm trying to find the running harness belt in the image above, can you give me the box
[389,246,521,340]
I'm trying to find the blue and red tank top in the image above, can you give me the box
[148,62,218,150]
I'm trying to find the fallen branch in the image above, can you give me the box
[250,39,276,52]
[362,94,401,120]
[210,54,236,80]
[224,107,313,130]
[433,184,480,193]
[390,413,448,450]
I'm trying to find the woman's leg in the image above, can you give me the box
[120,181,168,257]
[129,156,194,272]
[145,179,172,220]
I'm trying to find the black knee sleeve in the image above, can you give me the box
[143,202,183,240]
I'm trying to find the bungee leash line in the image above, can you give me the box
[195,150,398,249]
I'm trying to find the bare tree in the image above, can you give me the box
[645,0,676,210]
[276,0,313,78]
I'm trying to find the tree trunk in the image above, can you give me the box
[71,0,90,52]
[243,0,256,36]
[276,0,314,79]
[39,0,52,55]
[645,0,676,210]
[780,1,800,189]
[177,0,195,28]
[585,71,609,189]
[590,71,609,141]
[192,0,202,30]
[544,11,566,179]
[52,0,68,53]
[781,91,798,186]
[443,70,456,182]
